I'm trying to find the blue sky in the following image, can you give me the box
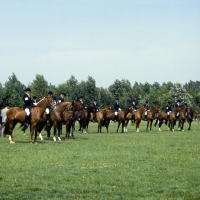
[0,0,200,88]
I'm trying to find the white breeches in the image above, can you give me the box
[115,111,118,116]
[25,108,30,116]
[45,108,50,114]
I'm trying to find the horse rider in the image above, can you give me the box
[77,96,85,108]
[32,96,37,106]
[92,99,99,122]
[114,98,121,122]
[144,100,149,120]
[57,92,66,104]
[22,88,33,132]
[131,99,137,111]
[175,99,181,118]
[45,91,53,125]
[0,103,10,137]
[166,101,172,121]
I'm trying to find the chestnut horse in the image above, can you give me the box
[143,107,160,131]
[133,106,147,132]
[96,107,111,133]
[4,94,55,143]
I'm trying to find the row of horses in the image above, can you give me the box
[3,94,198,144]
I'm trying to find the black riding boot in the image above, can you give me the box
[21,115,29,132]
[46,114,50,126]
[114,115,117,123]
[144,115,147,121]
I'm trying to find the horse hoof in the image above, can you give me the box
[58,137,61,141]
[53,137,56,141]
[10,141,15,144]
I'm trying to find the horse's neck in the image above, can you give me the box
[151,108,158,116]
[37,98,46,107]
[124,107,132,115]
[55,103,67,113]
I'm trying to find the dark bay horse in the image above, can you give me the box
[168,107,182,131]
[44,101,72,141]
[133,106,147,132]
[186,107,197,130]
[154,112,168,131]
[116,107,133,133]
[77,106,95,134]
[143,107,160,131]
[4,94,55,143]
[62,101,84,138]
[177,106,188,131]
[96,107,111,133]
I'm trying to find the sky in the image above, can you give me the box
[0,0,200,88]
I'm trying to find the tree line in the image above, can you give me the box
[0,73,200,111]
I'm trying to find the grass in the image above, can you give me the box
[0,121,200,199]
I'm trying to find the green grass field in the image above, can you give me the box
[0,121,200,199]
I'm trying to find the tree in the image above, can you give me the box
[168,82,193,107]
[30,74,50,100]
[3,73,25,107]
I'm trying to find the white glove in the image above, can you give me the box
[118,108,121,111]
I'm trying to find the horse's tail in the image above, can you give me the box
[3,120,10,135]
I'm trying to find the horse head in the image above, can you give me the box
[36,94,55,109]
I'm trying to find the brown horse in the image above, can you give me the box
[154,112,168,131]
[4,94,55,143]
[96,107,111,133]
[133,106,147,132]
[186,107,198,130]
[168,107,182,131]
[177,106,188,131]
[76,106,96,134]
[143,107,160,131]
[61,101,84,138]
[44,101,72,141]
[116,107,134,133]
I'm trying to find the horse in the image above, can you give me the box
[43,101,72,141]
[77,106,95,134]
[96,107,111,133]
[62,101,84,138]
[186,107,197,130]
[116,107,134,133]
[143,107,160,131]
[177,106,188,131]
[154,112,168,131]
[168,107,182,131]
[4,94,55,143]
[133,106,147,132]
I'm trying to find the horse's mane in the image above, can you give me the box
[37,97,45,104]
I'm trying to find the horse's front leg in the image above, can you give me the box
[57,123,62,141]
[53,123,57,141]
[149,120,153,131]
[116,122,121,133]
[8,122,15,143]
[146,121,149,131]
[30,123,36,144]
